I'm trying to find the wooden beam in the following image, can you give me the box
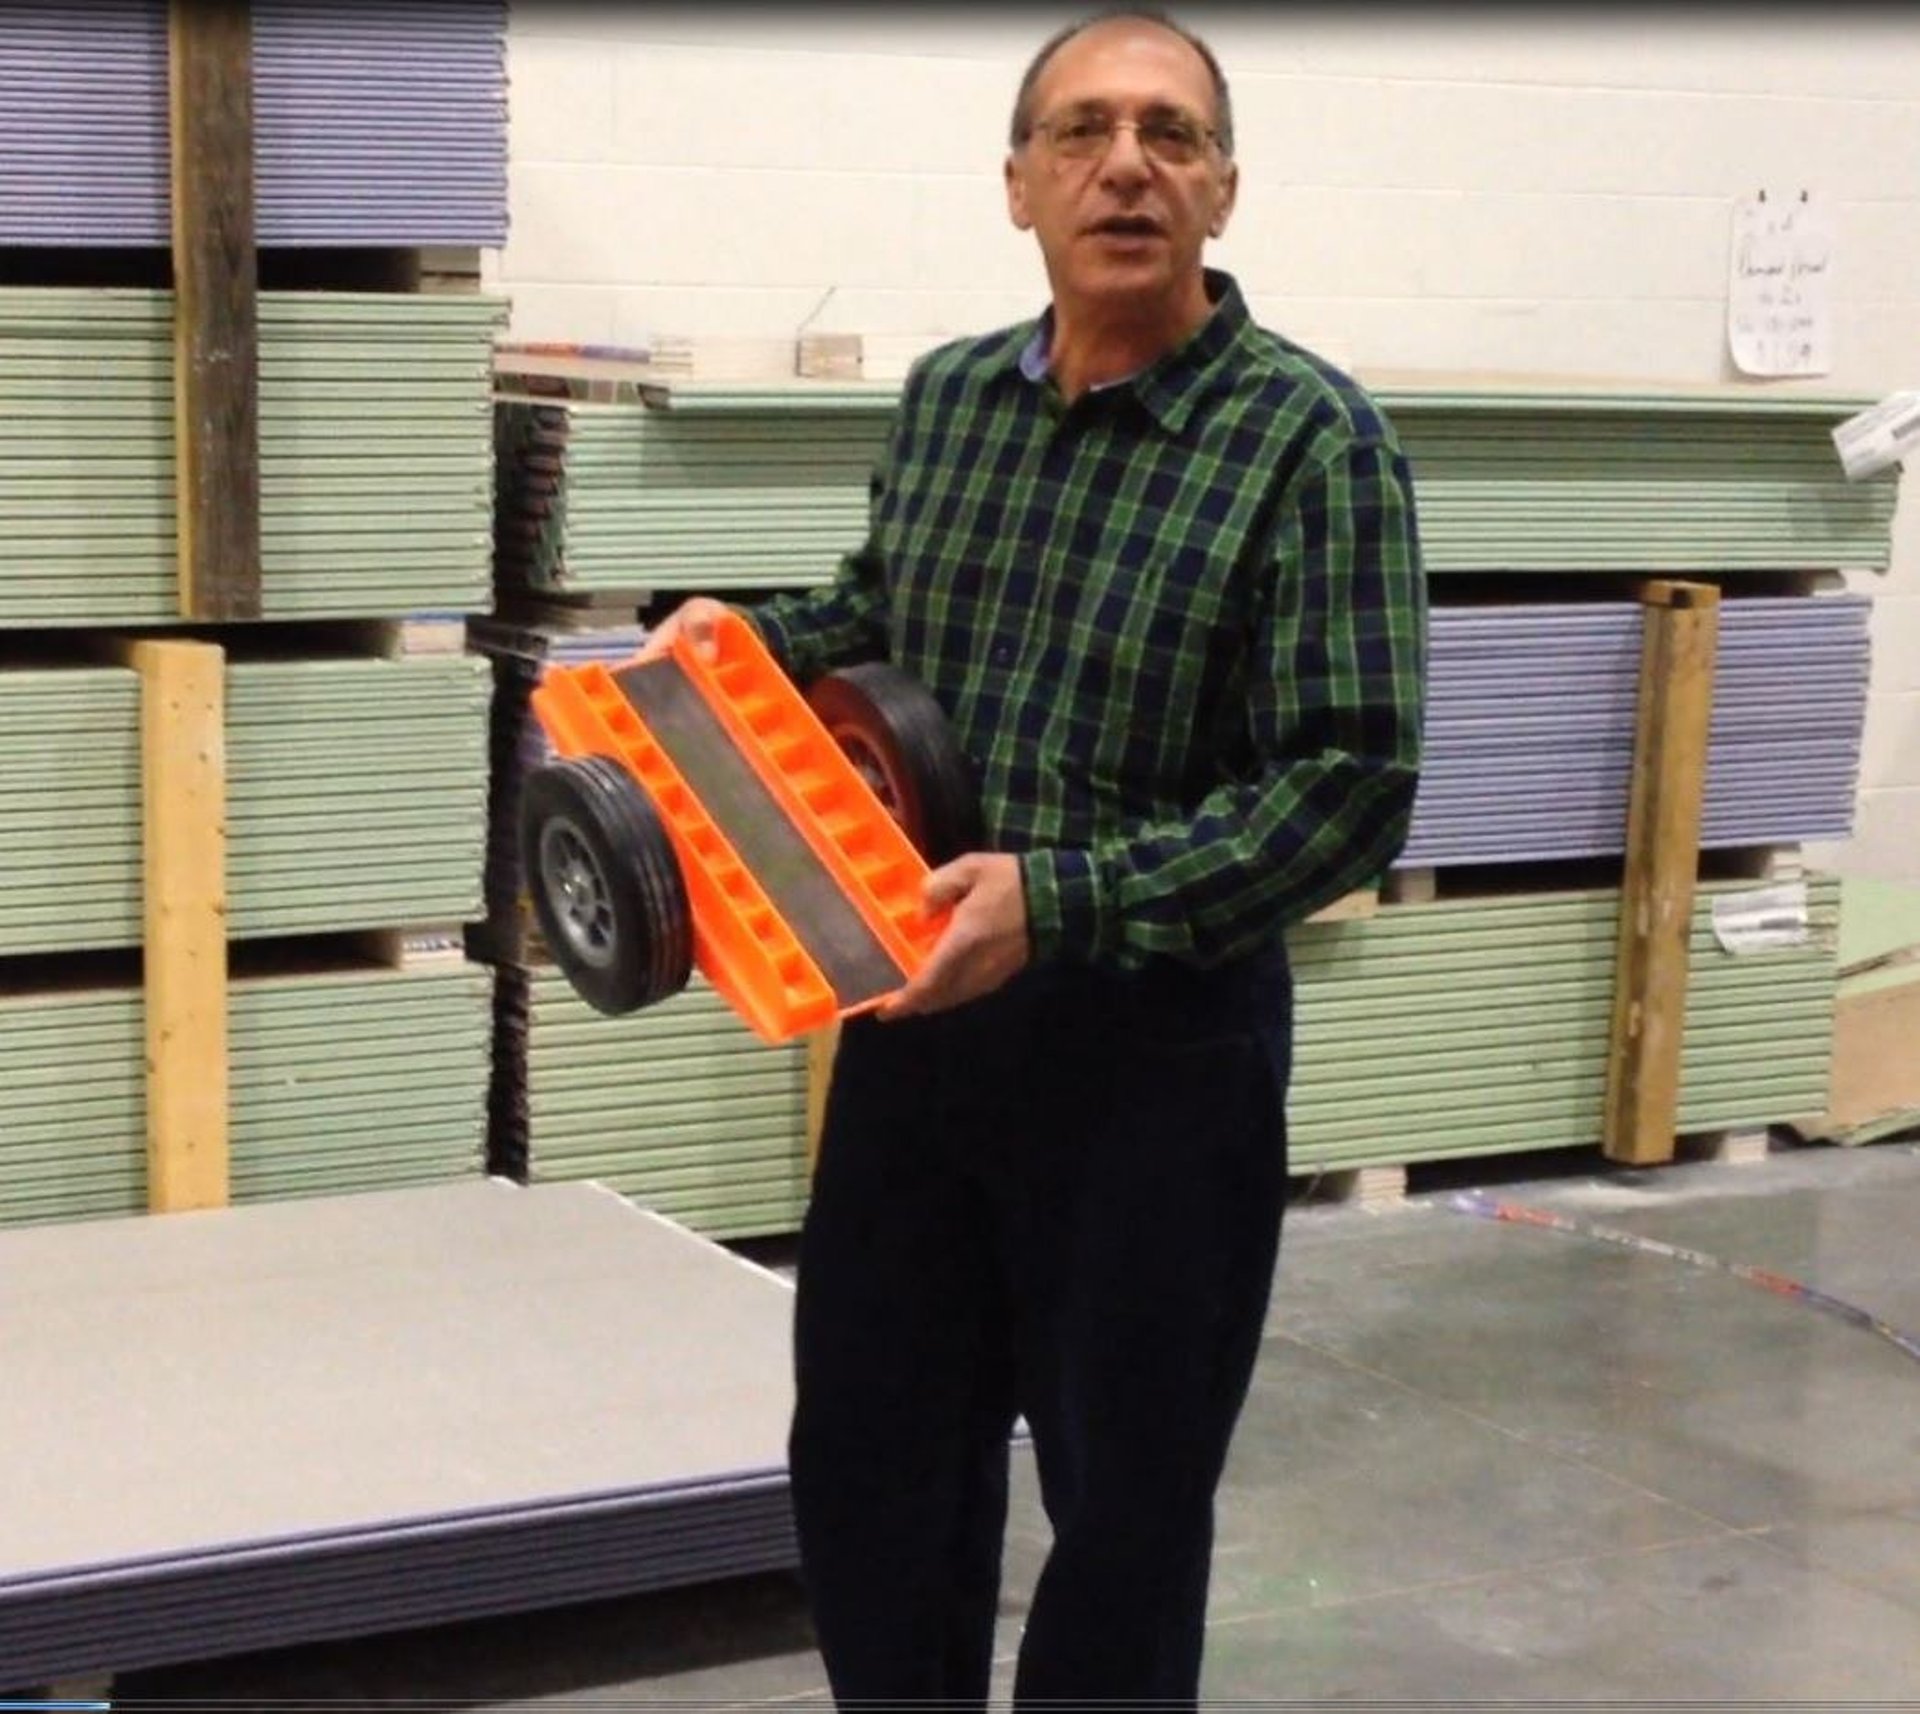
[134,640,231,1212]
[805,1022,841,1176]
[1305,887,1380,925]
[1382,867,1438,906]
[1603,580,1721,1166]
[169,0,261,621]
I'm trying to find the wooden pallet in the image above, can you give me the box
[1292,1126,1785,1210]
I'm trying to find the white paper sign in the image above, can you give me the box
[1832,390,1920,482]
[1712,882,1810,955]
[1727,190,1834,377]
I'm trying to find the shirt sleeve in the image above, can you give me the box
[1020,432,1427,970]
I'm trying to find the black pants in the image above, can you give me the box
[790,947,1292,1710]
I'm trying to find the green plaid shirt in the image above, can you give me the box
[754,271,1426,971]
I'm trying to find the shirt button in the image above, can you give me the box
[991,643,1013,667]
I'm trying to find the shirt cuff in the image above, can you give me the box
[1020,848,1105,964]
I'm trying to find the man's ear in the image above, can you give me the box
[1208,159,1239,240]
[1005,152,1033,231]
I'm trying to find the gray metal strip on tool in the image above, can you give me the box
[615,658,905,1008]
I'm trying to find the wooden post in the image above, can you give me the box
[1305,887,1380,924]
[1603,580,1720,1166]
[134,640,231,1212]
[169,0,261,620]
[805,1022,840,1176]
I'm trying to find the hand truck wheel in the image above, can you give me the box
[806,664,982,867]
[520,754,694,1016]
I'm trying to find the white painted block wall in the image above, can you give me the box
[498,6,1919,881]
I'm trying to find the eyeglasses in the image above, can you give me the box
[1027,108,1223,167]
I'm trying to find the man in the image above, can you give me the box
[647,9,1424,1704]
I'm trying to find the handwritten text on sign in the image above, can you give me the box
[1727,191,1834,377]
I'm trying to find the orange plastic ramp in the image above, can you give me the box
[531,611,948,1042]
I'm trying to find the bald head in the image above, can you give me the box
[1009,8,1234,156]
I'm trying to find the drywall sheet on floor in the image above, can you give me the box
[0,1179,794,1579]
[0,1178,801,1682]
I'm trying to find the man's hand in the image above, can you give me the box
[638,596,732,664]
[878,853,1032,1021]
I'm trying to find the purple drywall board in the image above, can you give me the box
[1399,595,1871,867]
[0,0,507,245]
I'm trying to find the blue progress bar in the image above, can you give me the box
[0,1703,112,1711]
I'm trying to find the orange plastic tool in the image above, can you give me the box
[530,610,949,1043]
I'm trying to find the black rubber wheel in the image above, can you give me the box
[807,664,982,866]
[520,755,693,1016]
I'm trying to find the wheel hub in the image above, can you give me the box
[539,817,617,970]
[838,730,902,818]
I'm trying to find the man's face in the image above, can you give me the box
[1004,19,1238,315]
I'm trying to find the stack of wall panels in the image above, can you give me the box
[1284,876,1839,1172]
[493,392,888,596]
[481,370,1886,1213]
[0,289,504,624]
[1377,385,1897,574]
[0,654,490,955]
[0,1181,797,1685]
[227,655,491,938]
[514,973,810,1241]
[1402,594,1872,866]
[0,0,508,246]
[0,961,491,1229]
[492,377,1895,592]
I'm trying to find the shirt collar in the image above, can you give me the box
[1008,269,1250,436]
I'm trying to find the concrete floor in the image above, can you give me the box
[118,1139,1920,1707]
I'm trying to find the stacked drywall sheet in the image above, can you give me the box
[492,376,1894,594]
[481,367,1884,1200]
[1373,384,1896,574]
[0,960,491,1229]
[0,0,508,246]
[1402,594,1872,866]
[1804,877,1920,1147]
[518,973,811,1241]
[493,391,888,597]
[0,1179,798,1684]
[226,654,491,938]
[0,653,490,956]
[1285,876,1840,1172]
[0,288,504,624]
